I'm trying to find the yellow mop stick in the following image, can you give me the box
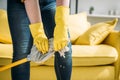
[0,58,28,72]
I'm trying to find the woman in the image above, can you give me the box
[7,0,72,80]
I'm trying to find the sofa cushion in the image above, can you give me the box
[0,43,13,65]
[74,18,118,45]
[71,45,118,66]
[0,43,13,59]
[0,9,12,44]
[68,12,91,43]
[44,45,118,66]
[0,44,118,66]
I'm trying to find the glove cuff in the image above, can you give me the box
[56,6,69,15]
[29,22,45,37]
[55,6,70,26]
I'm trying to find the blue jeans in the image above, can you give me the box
[7,0,72,80]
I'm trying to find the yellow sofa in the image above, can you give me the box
[0,9,120,80]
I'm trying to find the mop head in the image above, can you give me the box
[27,38,69,63]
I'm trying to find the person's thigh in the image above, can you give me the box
[54,41,72,80]
[7,1,32,80]
[7,0,32,60]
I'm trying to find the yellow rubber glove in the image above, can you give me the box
[29,23,48,54]
[54,6,69,51]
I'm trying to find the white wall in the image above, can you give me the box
[0,0,7,10]
[70,0,120,15]
[70,0,120,30]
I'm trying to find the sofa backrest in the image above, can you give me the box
[0,9,12,44]
[0,9,90,44]
[68,12,91,43]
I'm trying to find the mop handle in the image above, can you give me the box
[0,58,28,72]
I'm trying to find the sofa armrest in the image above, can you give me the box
[103,30,120,80]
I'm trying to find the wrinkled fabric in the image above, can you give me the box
[27,38,69,63]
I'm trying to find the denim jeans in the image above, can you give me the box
[7,0,72,80]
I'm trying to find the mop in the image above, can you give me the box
[0,38,69,72]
